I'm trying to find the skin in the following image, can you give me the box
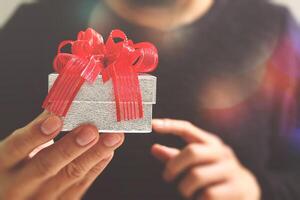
[104,0,262,199]
[0,0,263,199]
[105,0,214,31]
[152,119,261,200]
[0,112,124,200]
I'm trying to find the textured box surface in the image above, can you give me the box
[48,74,157,133]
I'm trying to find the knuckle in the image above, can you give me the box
[207,133,222,145]
[162,118,172,122]
[94,147,114,161]
[34,157,56,177]
[7,136,30,158]
[185,144,199,158]
[77,177,91,188]
[227,160,239,173]
[89,165,104,175]
[212,136,223,144]
[184,120,193,127]
[190,168,202,180]
[93,147,105,159]
[180,120,193,129]
[64,162,85,179]
[105,152,114,161]
[57,145,73,160]
[203,188,217,200]
[162,118,172,126]
[223,145,234,157]
[11,128,21,136]
[90,154,114,175]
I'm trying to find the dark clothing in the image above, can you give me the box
[1,0,300,199]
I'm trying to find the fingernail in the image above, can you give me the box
[76,127,98,146]
[41,116,62,135]
[152,119,165,128]
[102,134,121,147]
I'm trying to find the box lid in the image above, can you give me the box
[49,73,156,104]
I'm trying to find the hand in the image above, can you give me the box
[0,112,124,200]
[151,119,260,200]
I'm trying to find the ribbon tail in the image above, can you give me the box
[132,72,144,119]
[109,63,144,122]
[43,62,85,117]
[124,64,140,120]
[109,64,122,121]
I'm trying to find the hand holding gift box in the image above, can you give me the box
[43,28,158,133]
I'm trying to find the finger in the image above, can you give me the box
[11,125,99,199]
[61,154,114,200]
[179,163,231,199]
[164,144,222,181]
[0,112,62,171]
[200,183,234,200]
[152,119,220,144]
[151,144,180,163]
[34,133,124,199]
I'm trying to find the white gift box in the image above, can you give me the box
[48,73,157,133]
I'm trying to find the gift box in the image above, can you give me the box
[43,28,158,133]
[48,73,156,133]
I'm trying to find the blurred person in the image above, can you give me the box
[0,0,300,200]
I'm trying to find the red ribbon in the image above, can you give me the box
[43,28,158,121]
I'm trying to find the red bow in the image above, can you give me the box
[43,28,158,121]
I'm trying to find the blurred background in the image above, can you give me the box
[0,1,300,199]
[1,0,300,29]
